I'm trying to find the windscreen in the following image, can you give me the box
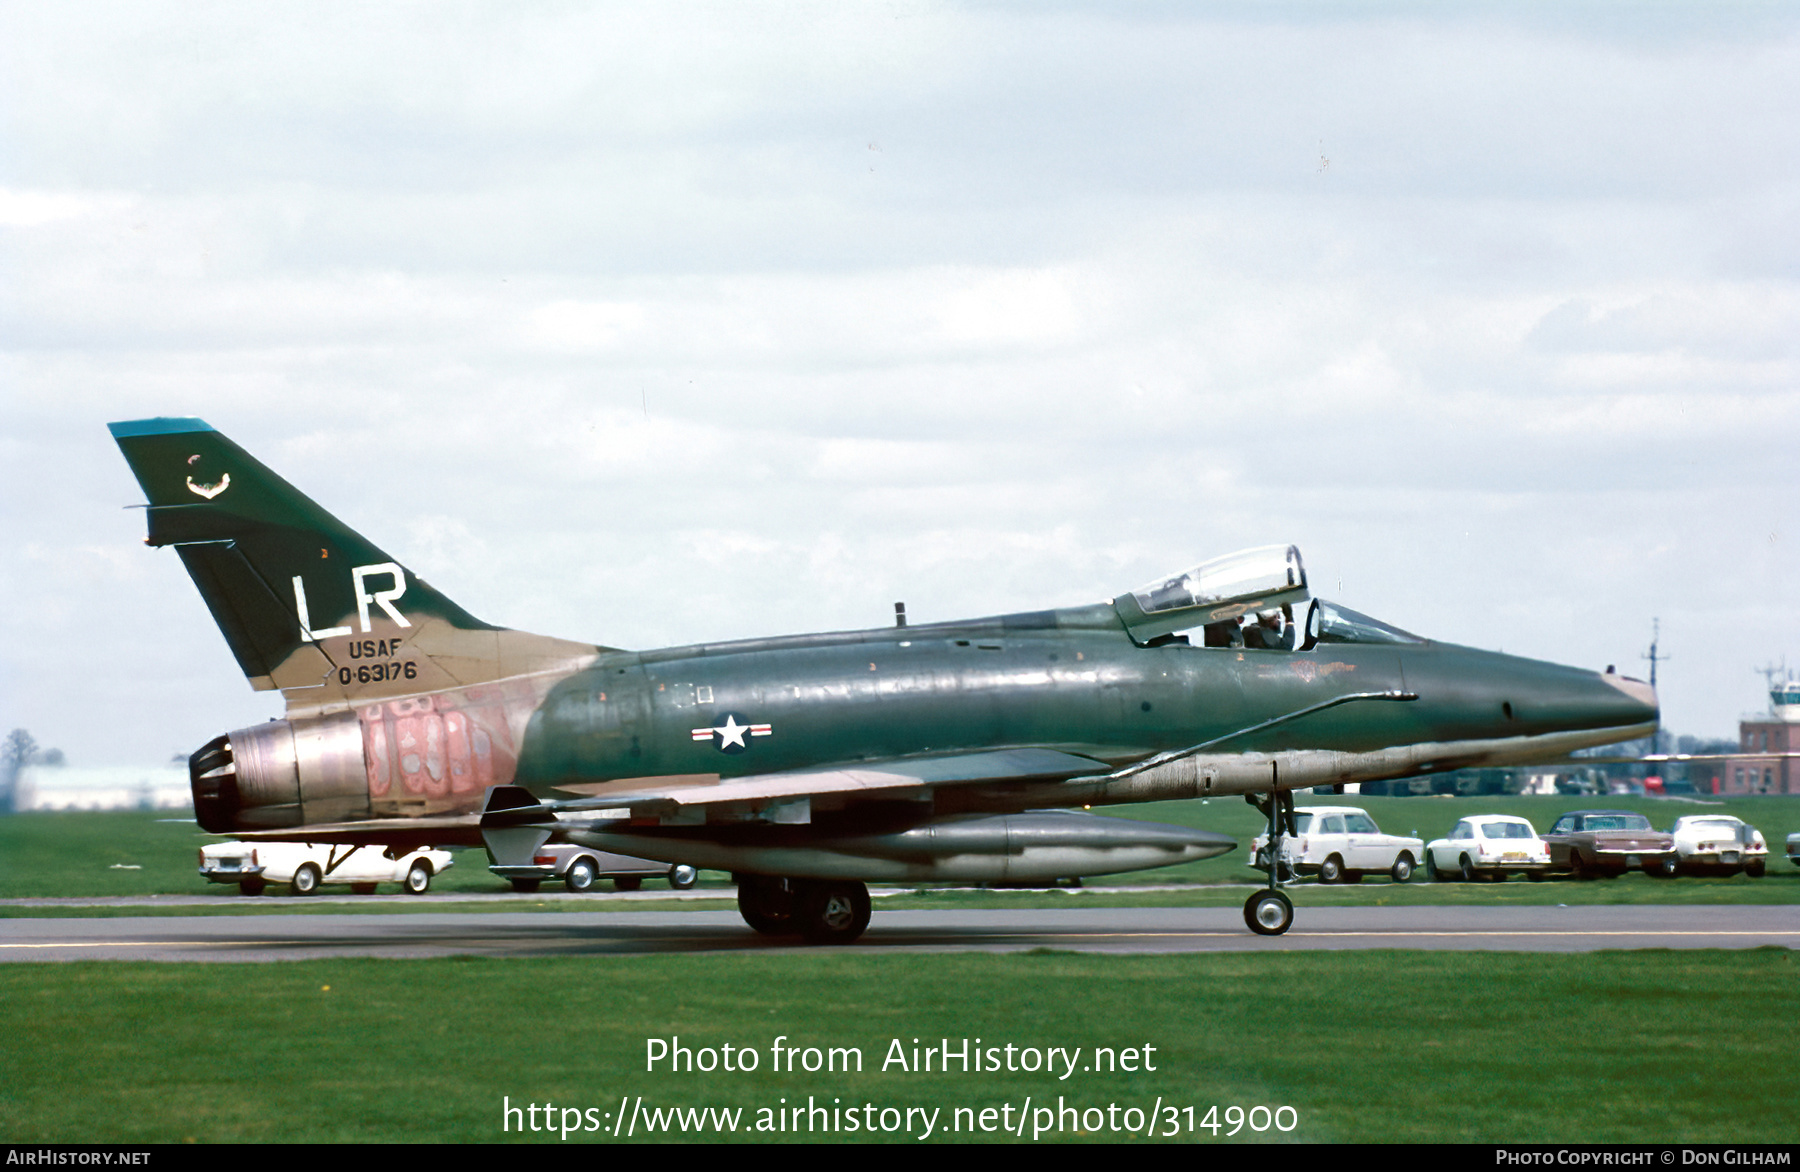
[1480,822,1535,840]
[1313,601,1424,645]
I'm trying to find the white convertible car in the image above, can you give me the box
[1424,814,1552,881]
[1249,806,1422,883]
[199,841,455,896]
[1668,815,1767,877]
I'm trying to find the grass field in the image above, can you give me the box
[2,796,1795,905]
[4,803,1797,1146]
[1,949,1794,1144]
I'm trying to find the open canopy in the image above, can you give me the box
[1113,545,1424,649]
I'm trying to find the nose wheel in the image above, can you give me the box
[1244,889,1293,935]
[1245,789,1299,936]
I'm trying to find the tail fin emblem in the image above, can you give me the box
[186,472,230,499]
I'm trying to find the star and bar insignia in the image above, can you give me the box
[690,713,773,755]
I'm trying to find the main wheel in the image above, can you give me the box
[238,878,266,897]
[403,861,432,894]
[291,863,321,896]
[1243,889,1294,936]
[737,877,797,936]
[1746,860,1766,878]
[1649,857,1680,878]
[796,881,872,944]
[1426,853,1446,881]
[1459,855,1478,883]
[565,857,597,893]
[1569,853,1589,880]
[614,874,643,892]
[1390,854,1415,883]
[510,877,541,893]
[1318,855,1345,884]
[667,864,699,890]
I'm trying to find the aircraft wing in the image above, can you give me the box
[225,748,1112,846]
[539,747,1111,814]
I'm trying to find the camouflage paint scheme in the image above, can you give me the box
[110,418,1658,937]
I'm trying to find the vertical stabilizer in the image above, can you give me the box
[110,418,601,710]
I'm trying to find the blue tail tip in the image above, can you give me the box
[107,417,215,439]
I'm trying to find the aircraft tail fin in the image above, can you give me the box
[110,418,598,706]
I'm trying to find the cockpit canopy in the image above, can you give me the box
[1112,545,1424,649]
[1115,545,1309,642]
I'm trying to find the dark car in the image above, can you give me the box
[1542,810,1676,878]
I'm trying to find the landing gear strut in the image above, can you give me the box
[737,876,872,944]
[1243,791,1298,936]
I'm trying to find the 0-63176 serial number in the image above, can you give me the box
[337,662,416,685]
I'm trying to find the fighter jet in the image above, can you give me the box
[110,418,1659,941]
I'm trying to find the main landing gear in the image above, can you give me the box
[1244,790,1299,936]
[736,875,872,945]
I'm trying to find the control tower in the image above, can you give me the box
[1727,671,1800,795]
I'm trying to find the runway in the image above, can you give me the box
[3,904,1796,961]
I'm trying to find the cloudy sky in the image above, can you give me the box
[2,2,1796,765]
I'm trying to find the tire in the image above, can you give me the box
[565,857,597,893]
[291,863,321,896]
[1746,860,1765,878]
[1459,855,1477,883]
[667,864,699,890]
[614,875,643,892]
[1243,889,1294,936]
[510,878,541,893]
[1426,853,1446,882]
[737,876,797,936]
[1390,854,1415,883]
[796,881,872,945]
[1649,857,1680,879]
[1318,855,1345,884]
[238,878,266,897]
[351,883,378,895]
[1569,852,1588,880]
[403,861,432,895]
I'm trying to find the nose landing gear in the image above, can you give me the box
[1244,790,1299,936]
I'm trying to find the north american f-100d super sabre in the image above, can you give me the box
[110,418,1659,941]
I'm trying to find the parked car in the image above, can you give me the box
[199,841,454,896]
[1424,815,1552,881]
[1788,832,1800,870]
[488,843,700,893]
[1668,815,1766,876]
[1249,806,1422,883]
[1541,810,1675,878]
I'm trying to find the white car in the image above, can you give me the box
[1668,815,1767,877]
[199,841,455,896]
[1425,815,1552,882]
[1249,806,1422,883]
